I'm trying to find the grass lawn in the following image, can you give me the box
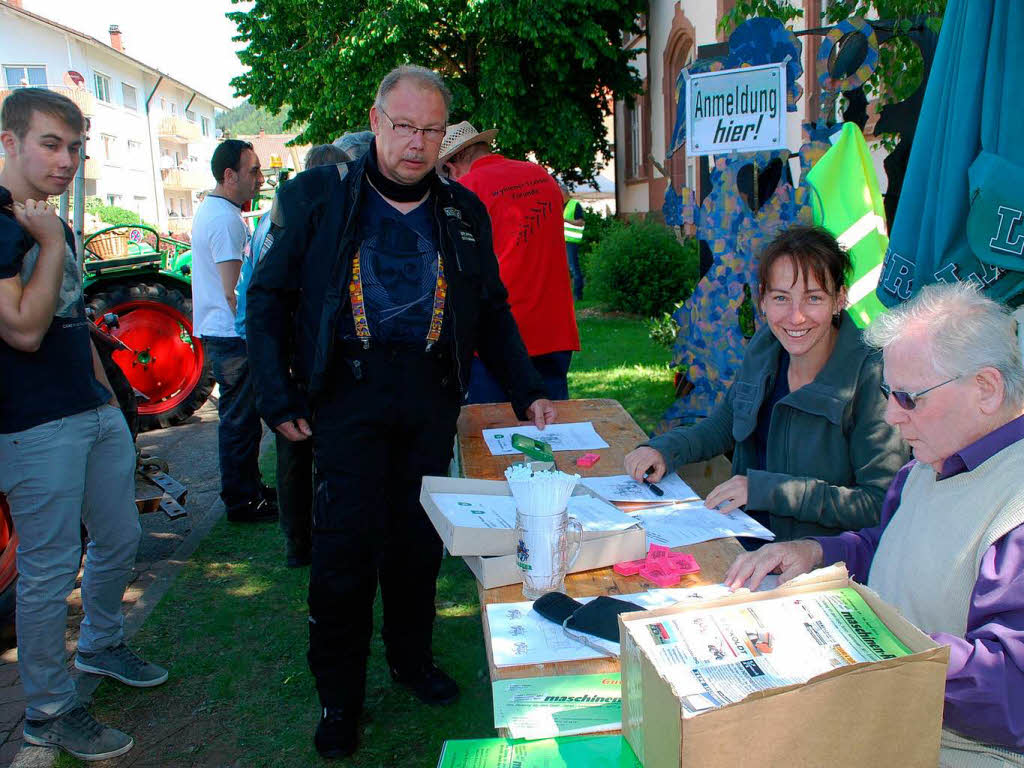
[68,304,676,767]
[568,300,677,435]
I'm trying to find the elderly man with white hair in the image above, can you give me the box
[726,282,1024,765]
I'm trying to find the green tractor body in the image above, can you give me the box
[83,225,215,430]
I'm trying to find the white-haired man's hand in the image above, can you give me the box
[724,539,824,591]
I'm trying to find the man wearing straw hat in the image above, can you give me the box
[440,122,580,404]
[246,66,555,758]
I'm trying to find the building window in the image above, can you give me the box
[94,72,112,103]
[4,65,46,88]
[100,134,118,164]
[185,109,196,123]
[106,193,122,207]
[122,83,138,111]
[629,106,642,177]
[133,195,147,214]
[200,116,211,137]
[127,139,143,166]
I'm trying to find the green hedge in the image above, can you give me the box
[587,219,698,318]
[86,197,157,231]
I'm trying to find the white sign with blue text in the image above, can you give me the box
[685,62,786,156]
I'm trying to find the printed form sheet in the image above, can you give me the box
[482,422,609,455]
[630,501,774,548]
[581,473,701,503]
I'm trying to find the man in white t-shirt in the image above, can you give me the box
[191,139,275,522]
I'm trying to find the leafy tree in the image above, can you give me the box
[216,101,294,136]
[721,1,946,105]
[227,0,646,185]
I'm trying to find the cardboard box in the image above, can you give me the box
[618,564,949,768]
[420,475,646,566]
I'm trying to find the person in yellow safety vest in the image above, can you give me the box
[560,184,585,300]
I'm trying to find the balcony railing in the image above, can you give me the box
[161,168,209,191]
[83,157,102,180]
[158,116,200,141]
[0,86,94,117]
[165,216,193,235]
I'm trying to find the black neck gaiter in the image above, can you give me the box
[0,186,13,218]
[365,140,436,203]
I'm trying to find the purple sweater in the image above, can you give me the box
[814,414,1024,750]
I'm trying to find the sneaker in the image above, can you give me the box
[75,643,169,687]
[389,661,459,706]
[314,707,358,759]
[227,497,278,523]
[24,705,133,761]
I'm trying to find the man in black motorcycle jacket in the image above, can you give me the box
[245,65,554,759]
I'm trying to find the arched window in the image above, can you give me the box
[663,23,696,196]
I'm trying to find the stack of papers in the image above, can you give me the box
[437,735,640,768]
[492,673,623,739]
[623,587,912,717]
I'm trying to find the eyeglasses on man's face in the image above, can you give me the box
[378,107,446,143]
[880,376,960,410]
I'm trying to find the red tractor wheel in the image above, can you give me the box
[87,282,215,431]
[0,496,17,626]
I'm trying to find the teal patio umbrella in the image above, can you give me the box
[876,0,1024,308]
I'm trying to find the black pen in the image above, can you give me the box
[642,475,664,497]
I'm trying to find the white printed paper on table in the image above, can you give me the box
[429,494,518,530]
[581,473,701,503]
[565,496,640,532]
[486,588,766,667]
[482,422,609,456]
[630,501,774,548]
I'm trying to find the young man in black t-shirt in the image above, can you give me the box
[0,88,166,762]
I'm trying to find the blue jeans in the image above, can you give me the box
[0,406,141,719]
[203,336,264,514]
[566,242,584,300]
[466,351,573,405]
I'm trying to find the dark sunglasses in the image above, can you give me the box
[879,376,959,410]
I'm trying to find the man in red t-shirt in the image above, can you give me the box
[439,122,580,402]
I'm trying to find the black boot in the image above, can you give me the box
[314,707,358,759]
[389,661,459,706]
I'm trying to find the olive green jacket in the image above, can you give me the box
[647,312,909,540]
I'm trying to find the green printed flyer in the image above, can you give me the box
[436,735,641,768]
[492,673,622,738]
[826,588,913,660]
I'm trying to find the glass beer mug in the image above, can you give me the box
[515,506,582,600]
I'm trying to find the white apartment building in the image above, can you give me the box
[0,0,227,234]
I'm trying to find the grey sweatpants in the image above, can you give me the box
[0,405,141,720]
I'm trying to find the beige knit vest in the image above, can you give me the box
[868,439,1024,767]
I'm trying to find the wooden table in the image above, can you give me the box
[456,399,744,685]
